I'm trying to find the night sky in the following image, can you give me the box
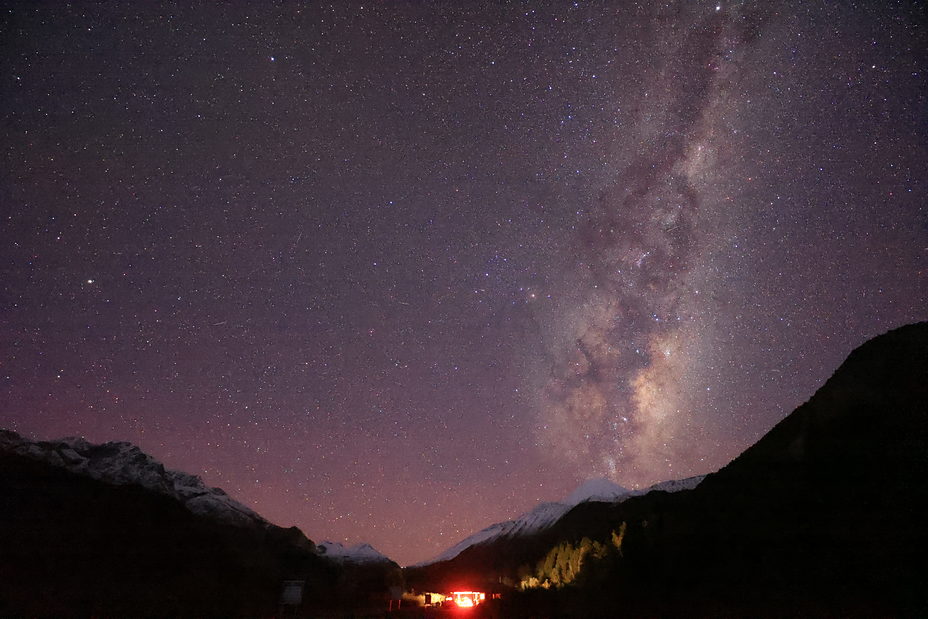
[2,2,925,566]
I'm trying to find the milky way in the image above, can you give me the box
[537,4,772,485]
[1,2,925,565]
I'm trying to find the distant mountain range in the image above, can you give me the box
[416,475,704,566]
[317,540,393,564]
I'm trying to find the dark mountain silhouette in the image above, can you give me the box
[408,322,928,617]
[0,433,401,617]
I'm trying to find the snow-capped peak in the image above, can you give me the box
[317,540,392,564]
[562,478,631,505]
[0,429,267,529]
[415,475,703,567]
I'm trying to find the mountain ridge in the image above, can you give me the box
[318,540,394,564]
[414,475,703,567]
[0,428,401,568]
[0,429,268,529]
[0,429,407,616]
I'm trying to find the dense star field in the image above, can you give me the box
[1,2,925,565]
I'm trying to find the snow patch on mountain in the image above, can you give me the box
[415,475,704,567]
[630,475,705,496]
[562,478,630,505]
[318,541,392,564]
[0,429,266,528]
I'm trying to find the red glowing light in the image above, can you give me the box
[449,591,485,608]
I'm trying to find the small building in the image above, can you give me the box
[447,591,486,608]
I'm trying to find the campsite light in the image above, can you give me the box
[450,591,484,608]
